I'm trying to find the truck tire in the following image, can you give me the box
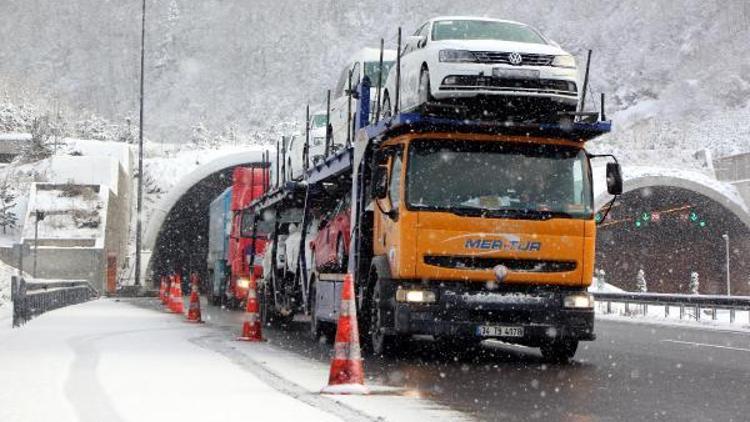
[259,282,270,326]
[540,339,578,363]
[367,275,404,357]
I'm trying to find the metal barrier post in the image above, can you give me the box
[695,306,700,321]
[665,305,669,318]
[729,309,735,324]
[606,300,611,314]
[679,305,684,320]
[712,307,717,320]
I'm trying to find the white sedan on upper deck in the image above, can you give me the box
[381,17,579,118]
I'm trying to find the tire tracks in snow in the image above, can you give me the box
[63,327,177,422]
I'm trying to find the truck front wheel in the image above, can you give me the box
[367,277,403,356]
[540,339,578,363]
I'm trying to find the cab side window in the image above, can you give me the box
[389,150,403,209]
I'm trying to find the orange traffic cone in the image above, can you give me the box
[237,276,263,341]
[171,274,184,314]
[167,275,177,312]
[159,276,167,305]
[185,283,203,323]
[321,273,367,395]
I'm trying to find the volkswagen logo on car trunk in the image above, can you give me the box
[508,52,523,65]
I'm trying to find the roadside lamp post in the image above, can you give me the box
[722,233,730,295]
[134,0,146,286]
[33,210,45,278]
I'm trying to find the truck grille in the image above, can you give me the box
[472,52,554,66]
[424,256,576,272]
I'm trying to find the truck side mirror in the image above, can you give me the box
[606,163,623,195]
[372,164,389,199]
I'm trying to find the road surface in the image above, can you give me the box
[187,299,750,421]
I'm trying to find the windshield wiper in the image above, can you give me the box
[447,207,575,220]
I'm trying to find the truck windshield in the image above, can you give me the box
[431,20,547,44]
[406,139,592,219]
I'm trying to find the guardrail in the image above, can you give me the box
[10,276,99,327]
[592,291,750,324]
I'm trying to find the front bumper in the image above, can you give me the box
[430,62,578,105]
[381,280,595,346]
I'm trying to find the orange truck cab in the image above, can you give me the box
[355,113,621,360]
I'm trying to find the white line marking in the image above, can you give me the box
[662,339,750,353]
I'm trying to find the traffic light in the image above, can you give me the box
[689,210,707,228]
[634,211,651,228]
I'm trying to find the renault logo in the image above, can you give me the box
[508,52,523,65]
[493,265,509,282]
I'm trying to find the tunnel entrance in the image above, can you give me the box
[149,166,244,287]
[596,186,750,295]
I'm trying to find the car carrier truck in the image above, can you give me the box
[247,75,621,361]
[207,165,270,307]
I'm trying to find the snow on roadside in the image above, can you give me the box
[0,299,342,422]
[0,259,23,309]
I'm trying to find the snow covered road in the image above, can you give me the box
[0,299,342,422]
[0,298,468,422]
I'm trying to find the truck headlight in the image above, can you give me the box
[237,278,251,289]
[439,49,477,63]
[396,289,437,303]
[552,55,576,69]
[563,293,593,308]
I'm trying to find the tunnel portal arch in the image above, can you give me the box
[143,150,269,281]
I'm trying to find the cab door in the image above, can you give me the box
[373,145,404,273]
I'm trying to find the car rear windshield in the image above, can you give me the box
[432,20,547,44]
[364,60,395,88]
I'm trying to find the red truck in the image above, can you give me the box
[207,166,270,307]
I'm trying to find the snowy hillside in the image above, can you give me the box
[1,1,748,164]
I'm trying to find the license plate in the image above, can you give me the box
[492,68,539,79]
[476,325,524,337]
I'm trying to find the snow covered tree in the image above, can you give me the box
[595,268,606,291]
[636,269,647,292]
[689,271,700,295]
[21,115,53,162]
[0,178,16,234]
